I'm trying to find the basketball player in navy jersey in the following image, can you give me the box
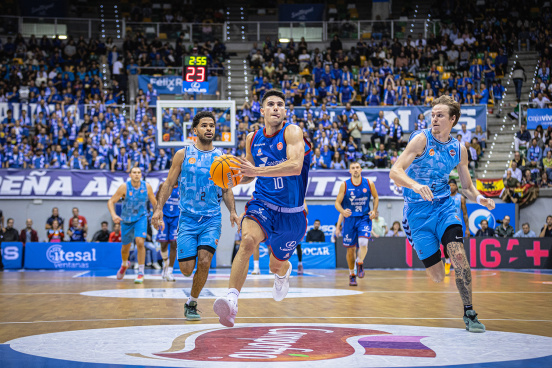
[335,162,378,286]
[445,178,469,276]
[152,111,239,320]
[390,95,494,332]
[155,181,179,281]
[213,89,311,327]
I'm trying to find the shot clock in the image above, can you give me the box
[183,56,208,83]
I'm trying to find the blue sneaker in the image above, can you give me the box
[463,310,485,333]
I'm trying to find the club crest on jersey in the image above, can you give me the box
[188,157,196,164]
[449,149,456,157]
[455,215,461,221]
[257,148,263,156]
[277,142,284,150]
[363,188,368,193]
[429,148,435,156]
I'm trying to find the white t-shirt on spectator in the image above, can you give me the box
[113,60,123,75]
[460,129,472,144]
[504,167,522,182]
[533,96,550,108]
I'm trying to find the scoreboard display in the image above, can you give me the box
[183,56,208,83]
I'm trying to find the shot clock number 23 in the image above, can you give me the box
[183,56,208,82]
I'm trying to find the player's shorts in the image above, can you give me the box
[244,199,307,261]
[343,215,372,247]
[402,196,462,261]
[156,215,179,242]
[177,212,221,261]
[121,216,147,245]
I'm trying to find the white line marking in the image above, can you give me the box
[72,271,90,278]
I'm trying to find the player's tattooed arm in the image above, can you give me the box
[447,241,472,306]
[222,188,239,227]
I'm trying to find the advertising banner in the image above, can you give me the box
[20,0,66,17]
[527,108,552,129]
[293,105,487,133]
[24,242,122,270]
[248,242,336,270]
[349,237,551,269]
[278,4,325,22]
[0,169,402,199]
[139,76,218,95]
[466,203,515,236]
[0,242,24,269]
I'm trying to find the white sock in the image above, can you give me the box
[298,261,302,266]
[138,265,145,274]
[168,267,173,274]
[445,258,451,264]
[122,260,128,266]
[356,257,362,263]
[253,260,259,269]
[186,296,198,305]
[227,288,239,304]
[349,269,355,276]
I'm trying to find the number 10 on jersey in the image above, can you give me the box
[273,177,284,189]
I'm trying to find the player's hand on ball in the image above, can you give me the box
[151,210,165,231]
[412,183,434,201]
[235,156,258,177]
[481,197,495,210]
[342,209,352,218]
[112,215,122,224]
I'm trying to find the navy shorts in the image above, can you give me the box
[244,199,307,261]
[156,215,179,242]
[343,215,372,247]
[402,197,462,261]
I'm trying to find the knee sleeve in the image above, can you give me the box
[358,237,369,247]
[441,224,464,248]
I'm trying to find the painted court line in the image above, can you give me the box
[1,316,551,325]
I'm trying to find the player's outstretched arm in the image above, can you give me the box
[222,188,239,227]
[389,133,433,201]
[107,183,126,224]
[236,125,305,178]
[369,181,379,220]
[152,148,184,230]
[457,145,495,210]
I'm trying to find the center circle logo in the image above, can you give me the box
[45,244,63,263]
[469,208,495,234]
[5,323,552,367]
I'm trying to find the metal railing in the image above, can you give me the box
[0,15,437,43]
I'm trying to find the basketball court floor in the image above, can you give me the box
[1,268,551,367]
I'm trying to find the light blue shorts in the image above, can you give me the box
[177,212,221,261]
[121,216,147,245]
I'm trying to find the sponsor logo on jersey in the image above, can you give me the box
[257,148,263,156]
[455,215,461,221]
[363,188,368,193]
[449,149,456,157]
[188,157,196,164]
[429,148,435,156]
[277,142,284,150]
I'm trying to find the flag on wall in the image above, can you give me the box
[476,179,504,197]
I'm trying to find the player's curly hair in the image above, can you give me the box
[192,110,216,128]
[432,95,461,127]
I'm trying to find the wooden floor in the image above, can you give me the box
[1,268,551,368]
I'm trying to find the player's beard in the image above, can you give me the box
[197,133,214,146]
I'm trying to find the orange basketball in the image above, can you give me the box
[210,154,242,189]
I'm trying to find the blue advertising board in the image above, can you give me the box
[293,105,487,133]
[305,205,341,242]
[24,242,122,270]
[248,242,335,270]
[527,108,552,129]
[466,203,516,235]
[278,4,325,21]
[1,242,24,269]
[138,75,218,95]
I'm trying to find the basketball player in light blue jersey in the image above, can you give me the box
[390,95,495,333]
[445,178,469,276]
[108,167,157,284]
[155,181,180,282]
[335,161,379,286]
[213,89,312,328]
[152,111,239,321]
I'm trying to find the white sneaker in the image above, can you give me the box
[251,268,261,275]
[152,262,162,270]
[133,262,139,270]
[164,270,175,282]
[213,297,238,327]
[272,262,292,302]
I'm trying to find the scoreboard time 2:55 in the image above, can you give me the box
[183,56,208,82]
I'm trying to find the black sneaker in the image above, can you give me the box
[184,301,201,320]
[349,275,358,286]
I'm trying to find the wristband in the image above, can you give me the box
[476,195,485,205]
